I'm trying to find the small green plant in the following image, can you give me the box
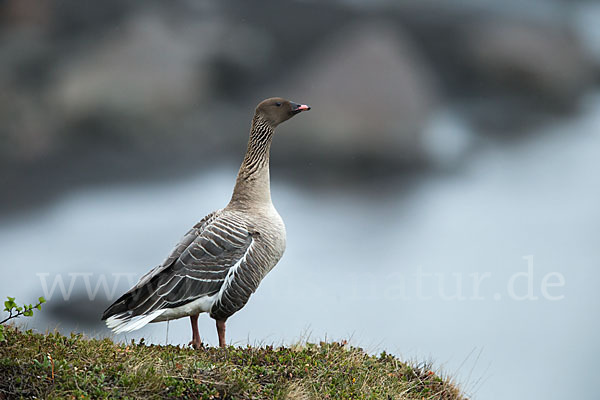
[0,296,46,341]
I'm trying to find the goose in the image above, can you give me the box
[102,98,311,348]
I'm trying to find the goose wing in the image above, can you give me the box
[102,210,255,331]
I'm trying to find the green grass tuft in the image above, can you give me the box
[0,326,466,399]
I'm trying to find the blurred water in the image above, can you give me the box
[1,94,600,399]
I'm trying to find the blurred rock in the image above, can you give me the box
[53,13,207,117]
[0,27,58,165]
[0,0,50,28]
[357,1,598,131]
[463,20,594,108]
[1,0,599,211]
[273,22,438,167]
[44,292,110,327]
[571,2,600,75]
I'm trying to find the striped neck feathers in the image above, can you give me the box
[230,115,275,207]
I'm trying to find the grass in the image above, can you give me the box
[0,326,466,400]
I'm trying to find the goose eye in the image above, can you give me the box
[275,102,282,107]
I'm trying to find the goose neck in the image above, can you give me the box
[229,115,275,208]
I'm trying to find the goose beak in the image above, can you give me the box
[290,102,311,114]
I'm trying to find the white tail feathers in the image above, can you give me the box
[105,309,165,334]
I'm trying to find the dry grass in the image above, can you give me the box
[0,326,467,400]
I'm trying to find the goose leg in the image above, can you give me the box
[189,314,202,349]
[216,319,226,348]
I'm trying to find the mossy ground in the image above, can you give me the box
[0,326,466,400]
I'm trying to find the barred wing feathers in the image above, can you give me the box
[102,211,260,333]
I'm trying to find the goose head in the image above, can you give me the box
[255,97,311,127]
